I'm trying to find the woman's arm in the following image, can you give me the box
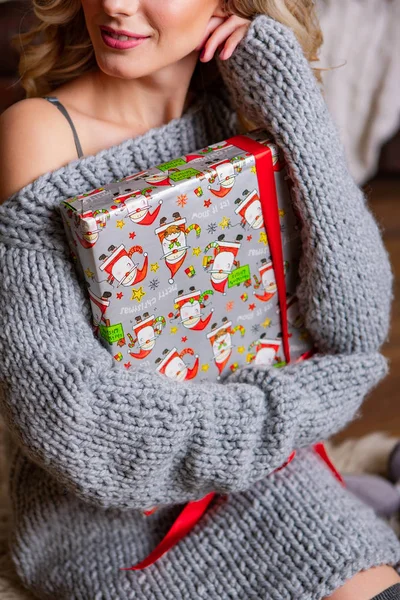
[0,238,388,511]
[215,14,394,355]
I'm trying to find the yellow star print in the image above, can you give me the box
[201,363,210,372]
[259,231,268,245]
[192,247,202,256]
[250,165,257,174]
[261,317,271,329]
[279,209,286,218]
[131,286,145,302]
[170,326,178,334]
[84,268,95,279]
[237,346,245,354]
[150,262,160,272]
[116,219,125,229]
[219,216,230,230]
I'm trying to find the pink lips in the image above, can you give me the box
[100,27,150,50]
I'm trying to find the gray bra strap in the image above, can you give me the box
[42,96,84,159]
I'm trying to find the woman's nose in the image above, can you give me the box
[101,0,140,18]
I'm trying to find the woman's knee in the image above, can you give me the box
[324,565,400,600]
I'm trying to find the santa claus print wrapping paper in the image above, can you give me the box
[60,128,315,386]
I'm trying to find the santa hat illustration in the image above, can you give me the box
[207,160,236,198]
[155,347,199,381]
[234,189,264,230]
[204,234,243,295]
[173,287,214,331]
[99,244,148,287]
[127,312,165,359]
[253,258,278,302]
[87,289,112,329]
[206,318,233,375]
[155,212,189,284]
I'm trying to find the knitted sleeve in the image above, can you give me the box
[0,238,389,511]
[215,14,394,356]
[0,16,393,512]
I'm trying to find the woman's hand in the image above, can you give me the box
[194,14,251,62]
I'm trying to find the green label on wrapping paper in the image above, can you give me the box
[156,158,186,171]
[273,361,287,369]
[169,168,201,182]
[228,264,251,288]
[100,323,124,344]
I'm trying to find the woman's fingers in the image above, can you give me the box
[218,24,250,60]
[197,15,251,62]
[194,16,226,52]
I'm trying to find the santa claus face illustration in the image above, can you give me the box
[82,229,98,245]
[163,225,187,263]
[211,250,235,282]
[164,356,188,382]
[254,346,277,366]
[180,300,201,328]
[77,215,100,245]
[244,199,263,229]
[137,325,156,351]
[262,267,278,293]
[146,173,171,185]
[253,339,282,367]
[128,196,150,223]
[213,331,232,363]
[113,255,137,286]
[100,245,148,288]
[235,190,264,230]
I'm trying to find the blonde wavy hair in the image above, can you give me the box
[12,0,324,132]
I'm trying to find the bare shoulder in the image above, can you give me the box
[0,97,77,205]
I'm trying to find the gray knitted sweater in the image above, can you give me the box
[1,14,399,600]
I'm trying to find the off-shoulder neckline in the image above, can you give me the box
[2,93,209,209]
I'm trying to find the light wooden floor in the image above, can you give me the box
[334,175,400,442]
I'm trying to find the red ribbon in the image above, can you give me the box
[120,135,344,572]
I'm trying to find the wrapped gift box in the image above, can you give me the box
[60,128,316,383]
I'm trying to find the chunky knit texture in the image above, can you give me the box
[0,14,399,600]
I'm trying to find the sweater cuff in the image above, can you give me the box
[224,351,390,448]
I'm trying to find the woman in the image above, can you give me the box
[0,0,400,598]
